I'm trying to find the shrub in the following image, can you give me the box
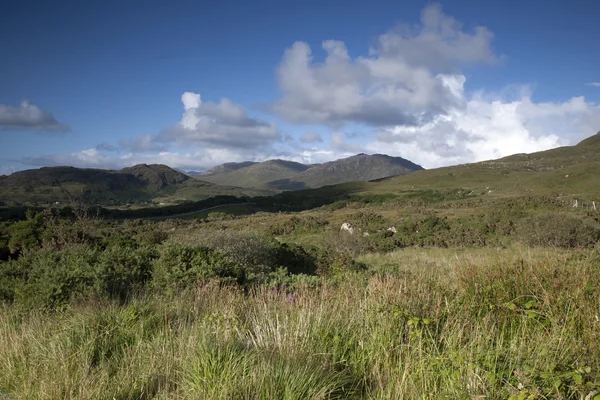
[95,245,157,301]
[516,212,600,248]
[4,211,44,253]
[152,243,240,292]
[179,230,279,276]
[274,243,318,275]
[2,245,98,309]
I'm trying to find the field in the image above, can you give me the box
[1,246,599,399]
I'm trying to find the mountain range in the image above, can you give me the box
[3,133,600,208]
[0,153,423,205]
[198,154,424,190]
[0,164,268,206]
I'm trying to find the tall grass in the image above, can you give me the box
[1,247,599,399]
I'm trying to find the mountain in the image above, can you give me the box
[199,159,310,188]
[198,154,423,190]
[200,161,259,177]
[0,164,269,206]
[269,154,423,190]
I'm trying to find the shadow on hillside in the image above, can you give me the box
[266,179,309,191]
[0,182,364,222]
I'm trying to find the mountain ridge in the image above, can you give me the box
[0,164,268,205]
[199,154,424,190]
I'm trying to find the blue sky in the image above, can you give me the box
[1,0,599,174]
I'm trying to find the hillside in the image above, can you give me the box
[199,159,309,188]
[0,164,269,206]
[269,154,424,190]
[279,132,600,205]
[200,161,259,177]
[199,154,423,190]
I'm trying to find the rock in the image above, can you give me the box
[340,222,354,234]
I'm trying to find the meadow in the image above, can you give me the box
[1,191,600,399]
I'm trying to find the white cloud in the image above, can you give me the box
[588,82,600,88]
[273,4,495,126]
[0,100,69,132]
[376,4,497,70]
[157,92,280,148]
[367,75,600,168]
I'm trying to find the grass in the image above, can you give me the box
[1,246,599,399]
[179,205,254,220]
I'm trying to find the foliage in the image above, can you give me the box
[516,212,600,248]
[1,248,599,398]
[152,243,240,291]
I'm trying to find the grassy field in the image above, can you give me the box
[1,246,598,399]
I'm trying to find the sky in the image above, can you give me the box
[1,0,600,175]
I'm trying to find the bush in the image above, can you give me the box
[1,246,98,309]
[274,243,318,275]
[179,230,280,276]
[516,212,600,248]
[152,243,241,292]
[95,245,157,301]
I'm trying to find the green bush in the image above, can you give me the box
[4,211,44,253]
[152,243,241,292]
[516,212,600,248]
[2,246,98,309]
[95,245,157,301]
[182,230,279,276]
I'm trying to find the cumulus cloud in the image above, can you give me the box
[366,75,600,168]
[273,4,496,127]
[299,130,323,143]
[157,92,280,148]
[13,5,600,174]
[0,100,69,132]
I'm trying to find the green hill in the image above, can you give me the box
[269,154,424,190]
[199,159,309,188]
[0,164,270,206]
[276,132,600,206]
[199,161,259,177]
[199,154,423,190]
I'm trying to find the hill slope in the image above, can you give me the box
[199,160,309,188]
[200,161,259,177]
[199,154,423,190]
[0,164,269,206]
[292,132,600,202]
[269,154,424,190]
